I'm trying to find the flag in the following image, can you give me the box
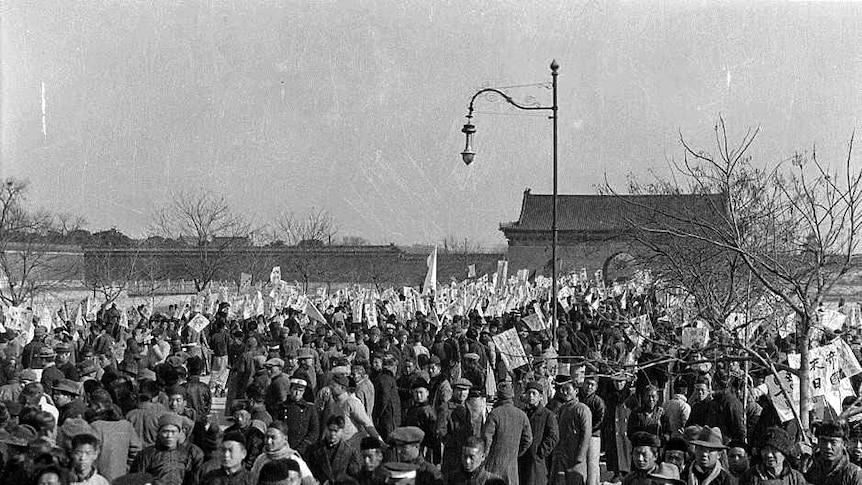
[468,264,476,278]
[423,246,437,294]
[304,300,327,325]
[496,260,509,292]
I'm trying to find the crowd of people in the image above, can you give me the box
[0,281,859,485]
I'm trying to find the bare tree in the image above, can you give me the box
[149,189,253,292]
[275,208,338,246]
[440,235,484,254]
[0,179,82,306]
[609,117,862,429]
[340,235,370,246]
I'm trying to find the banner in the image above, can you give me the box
[681,327,710,349]
[423,246,437,294]
[766,370,800,422]
[270,266,281,285]
[492,327,529,370]
[187,313,210,333]
[240,272,252,292]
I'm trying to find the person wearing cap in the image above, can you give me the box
[663,437,689,476]
[54,342,80,381]
[520,380,559,485]
[445,435,507,485]
[39,345,65,389]
[306,415,361,483]
[403,379,438,463]
[388,426,441,485]
[295,348,318,400]
[53,378,87,425]
[436,377,472,470]
[258,458,302,485]
[482,380,532,485]
[682,427,735,485]
[622,432,678,485]
[352,360,375,417]
[273,374,319,456]
[372,355,402,443]
[131,412,205,485]
[740,427,804,485]
[357,436,387,485]
[201,431,250,485]
[850,423,862,467]
[806,420,862,485]
[249,421,315,485]
[727,440,750,478]
[264,358,291,418]
[549,374,591,485]
[580,376,605,485]
[323,372,382,448]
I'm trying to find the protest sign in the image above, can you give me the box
[270,266,281,285]
[766,370,800,422]
[796,338,862,399]
[468,264,476,278]
[240,272,252,292]
[495,261,508,292]
[492,327,529,370]
[188,313,210,333]
[5,306,32,332]
[522,313,545,332]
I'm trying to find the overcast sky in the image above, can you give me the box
[2,1,861,247]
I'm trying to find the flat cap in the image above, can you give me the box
[383,462,418,479]
[389,426,424,445]
[157,412,184,431]
[524,381,544,393]
[630,431,662,448]
[265,358,285,368]
[52,379,80,396]
[453,378,473,389]
[330,374,350,387]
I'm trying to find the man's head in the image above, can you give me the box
[727,440,750,475]
[324,416,345,447]
[54,343,72,364]
[817,421,849,463]
[265,421,291,453]
[360,437,384,472]
[351,361,368,384]
[693,377,711,402]
[850,426,862,463]
[582,377,598,397]
[232,408,252,429]
[265,359,284,378]
[427,357,441,378]
[329,374,349,397]
[390,426,424,462]
[259,458,301,485]
[523,381,543,408]
[412,381,429,405]
[220,432,247,472]
[641,385,659,410]
[461,436,486,473]
[630,432,660,472]
[690,427,726,470]
[761,427,794,471]
[51,379,79,408]
[157,413,183,449]
[289,377,308,402]
[555,378,578,403]
[664,437,688,471]
[70,433,100,475]
[452,379,471,404]
[371,355,384,372]
[166,386,187,414]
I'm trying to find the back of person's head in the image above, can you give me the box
[19,382,43,405]
[138,380,161,402]
[33,464,70,485]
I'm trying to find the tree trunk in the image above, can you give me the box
[798,320,813,430]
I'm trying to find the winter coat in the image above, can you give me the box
[91,418,144,481]
[519,405,559,485]
[483,398,533,485]
[274,397,319,456]
[371,368,401,441]
[444,467,507,485]
[184,376,212,422]
[438,401,476,470]
[741,463,807,485]
[551,399,592,482]
[805,454,862,485]
[131,442,205,485]
[305,439,361,484]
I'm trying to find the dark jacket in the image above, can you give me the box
[305,439,361,484]
[519,405,559,485]
[805,454,862,485]
[741,463,807,485]
[131,442,206,485]
[444,466,507,485]
[372,368,401,441]
[184,376,212,423]
[264,373,291,417]
[682,464,738,485]
[404,402,438,453]
[201,466,251,485]
[483,398,533,485]
[581,392,606,437]
[275,397,319,456]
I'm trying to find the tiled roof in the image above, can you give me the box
[502,190,725,232]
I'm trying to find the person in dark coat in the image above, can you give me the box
[403,379,438,463]
[273,374,319,456]
[622,432,680,485]
[263,358,291,418]
[356,436,387,485]
[201,431,252,485]
[550,376,591,485]
[482,380,533,485]
[626,385,670,444]
[388,426,442,485]
[740,427,806,485]
[520,381,559,485]
[805,421,862,485]
[183,357,212,426]
[372,355,401,442]
[131,412,205,485]
[306,415,361,484]
[437,378,473,471]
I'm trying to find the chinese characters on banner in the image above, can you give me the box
[766,370,801,422]
[492,328,529,370]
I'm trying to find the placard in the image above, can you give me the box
[492,328,529,370]
[187,313,210,333]
[682,327,710,349]
[766,370,800,422]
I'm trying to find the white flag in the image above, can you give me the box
[423,246,437,294]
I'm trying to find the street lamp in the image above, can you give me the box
[460,60,560,349]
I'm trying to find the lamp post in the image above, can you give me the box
[460,60,559,349]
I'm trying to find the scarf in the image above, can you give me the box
[687,463,722,485]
